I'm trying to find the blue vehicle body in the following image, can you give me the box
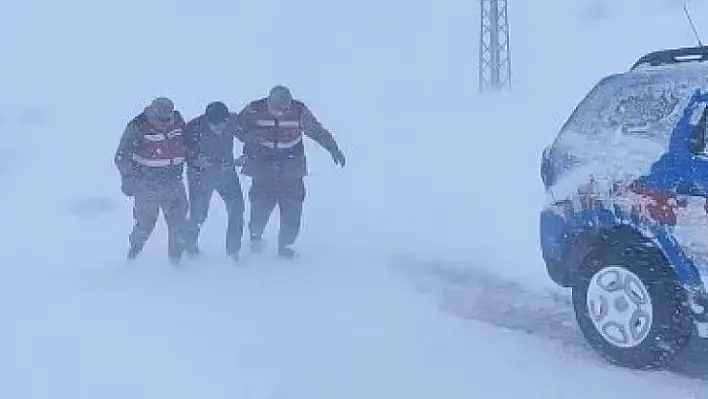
[539,64,708,336]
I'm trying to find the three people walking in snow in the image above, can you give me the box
[114,86,346,264]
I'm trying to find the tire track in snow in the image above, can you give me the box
[388,255,708,381]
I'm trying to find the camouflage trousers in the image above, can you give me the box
[248,175,306,249]
[128,177,189,260]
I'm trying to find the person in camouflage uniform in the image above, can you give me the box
[114,97,189,264]
[228,85,346,258]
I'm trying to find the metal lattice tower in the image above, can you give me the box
[478,0,511,92]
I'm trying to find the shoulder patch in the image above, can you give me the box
[131,112,148,131]
[173,110,186,125]
[134,112,147,124]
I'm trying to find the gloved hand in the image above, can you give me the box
[331,147,346,167]
[121,176,135,197]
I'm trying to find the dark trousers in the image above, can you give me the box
[248,176,305,248]
[185,165,244,255]
[129,177,189,259]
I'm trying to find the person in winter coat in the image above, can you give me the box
[226,85,346,259]
[183,101,245,261]
[114,97,189,264]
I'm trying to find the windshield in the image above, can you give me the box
[545,65,708,203]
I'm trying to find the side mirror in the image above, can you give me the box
[541,147,551,188]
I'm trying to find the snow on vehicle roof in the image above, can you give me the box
[546,62,708,204]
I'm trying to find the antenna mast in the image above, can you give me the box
[684,1,703,47]
[479,0,512,92]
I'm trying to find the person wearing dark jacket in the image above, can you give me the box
[226,85,346,259]
[114,97,189,264]
[183,101,245,261]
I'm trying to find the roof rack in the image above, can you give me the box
[630,46,708,70]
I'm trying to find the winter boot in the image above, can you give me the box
[185,243,201,258]
[168,247,183,266]
[227,245,241,262]
[278,245,297,260]
[127,243,143,261]
[183,237,202,258]
[250,235,264,254]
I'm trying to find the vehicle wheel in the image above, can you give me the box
[571,243,693,369]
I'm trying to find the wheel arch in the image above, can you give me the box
[565,224,698,292]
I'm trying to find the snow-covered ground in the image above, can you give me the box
[2,0,708,397]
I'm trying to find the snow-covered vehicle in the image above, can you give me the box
[540,46,708,369]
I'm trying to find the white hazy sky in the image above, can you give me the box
[0,0,707,397]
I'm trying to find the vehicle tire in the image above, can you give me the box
[571,243,693,369]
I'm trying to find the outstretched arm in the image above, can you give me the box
[300,105,345,166]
